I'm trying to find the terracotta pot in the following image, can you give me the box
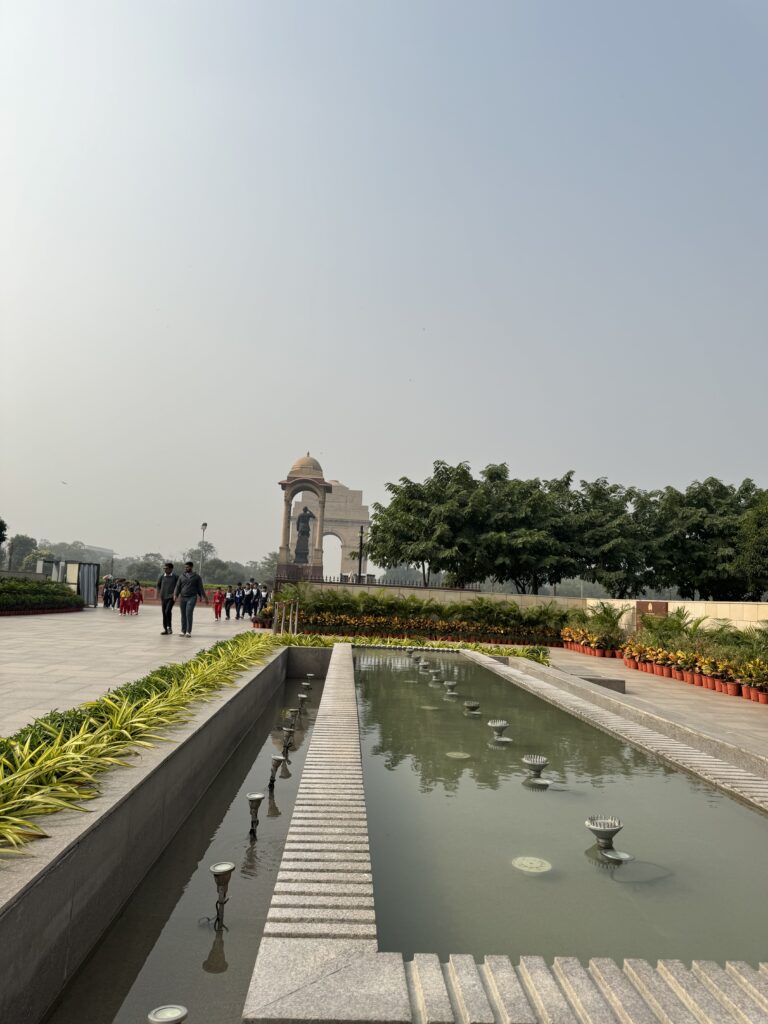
[741,683,750,698]
[694,675,703,686]
[652,664,661,676]
[714,679,722,693]
[726,682,741,697]
[662,666,672,678]
[672,669,682,681]
[750,687,760,702]
[596,649,605,658]
[684,671,695,684]
[606,649,615,658]
[759,691,768,705]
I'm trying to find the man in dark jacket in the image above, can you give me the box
[174,560,209,637]
[156,562,179,635]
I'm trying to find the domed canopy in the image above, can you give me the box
[288,452,324,479]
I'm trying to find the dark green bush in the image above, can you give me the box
[0,578,85,612]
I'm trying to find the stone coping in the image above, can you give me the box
[243,646,768,1024]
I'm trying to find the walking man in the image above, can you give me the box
[174,560,209,637]
[157,562,179,634]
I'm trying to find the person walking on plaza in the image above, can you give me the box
[212,586,224,621]
[174,561,209,637]
[234,583,244,619]
[242,583,254,619]
[131,582,144,615]
[224,585,234,619]
[157,562,179,634]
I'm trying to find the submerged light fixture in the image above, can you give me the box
[147,1006,188,1023]
[297,694,309,711]
[247,792,265,838]
[209,861,235,929]
[302,673,315,690]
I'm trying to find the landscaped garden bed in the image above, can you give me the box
[279,585,568,646]
[562,604,768,704]
[0,579,84,615]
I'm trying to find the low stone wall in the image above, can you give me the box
[0,646,331,1024]
[244,645,768,1024]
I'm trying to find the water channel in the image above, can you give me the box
[356,649,768,964]
[45,676,323,1024]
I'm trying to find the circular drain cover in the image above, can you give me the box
[445,751,471,760]
[511,856,552,874]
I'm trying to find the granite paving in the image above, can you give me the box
[0,606,256,735]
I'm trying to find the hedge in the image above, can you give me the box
[0,579,85,613]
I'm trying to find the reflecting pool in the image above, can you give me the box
[356,650,768,963]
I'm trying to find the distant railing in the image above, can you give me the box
[317,576,482,591]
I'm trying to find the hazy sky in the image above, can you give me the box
[2,0,767,568]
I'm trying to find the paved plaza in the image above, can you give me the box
[0,607,256,736]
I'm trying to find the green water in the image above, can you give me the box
[356,650,768,963]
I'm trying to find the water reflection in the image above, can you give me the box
[202,931,228,974]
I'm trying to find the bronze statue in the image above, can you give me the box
[294,506,315,564]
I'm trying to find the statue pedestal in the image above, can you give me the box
[275,563,324,583]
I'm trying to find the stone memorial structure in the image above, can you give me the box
[276,454,369,582]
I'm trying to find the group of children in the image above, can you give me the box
[102,577,144,615]
[211,583,269,621]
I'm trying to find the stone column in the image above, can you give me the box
[312,493,327,573]
[278,495,292,565]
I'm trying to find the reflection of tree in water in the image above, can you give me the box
[356,655,658,794]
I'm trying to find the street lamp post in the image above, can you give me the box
[357,524,364,583]
[200,522,208,578]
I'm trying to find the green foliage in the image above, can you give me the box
[0,579,84,612]
[0,517,6,549]
[7,534,37,570]
[734,493,768,601]
[282,588,568,644]
[21,548,56,570]
[370,463,767,600]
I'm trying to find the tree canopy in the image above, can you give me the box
[369,461,768,599]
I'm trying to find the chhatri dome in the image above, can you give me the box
[287,452,324,479]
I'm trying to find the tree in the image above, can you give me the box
[573,480,656,598]
[21,547,57,570]
[8,534,37,570]
[123,553,168,580]
[474,466,578,593]
[368,462,479,586]
[247,551,279,583]
[735,493,768,601]
[653,478,762,600]
[183,540,217,565]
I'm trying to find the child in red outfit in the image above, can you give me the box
[131,584,143,615]
[212,587,224,621]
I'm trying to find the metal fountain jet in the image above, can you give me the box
[297,693,309,711]
[487,719,511,743]
[463,700,481,716]
[247,792,265,838]
[585,815,632,862]
[209,861,235,930]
